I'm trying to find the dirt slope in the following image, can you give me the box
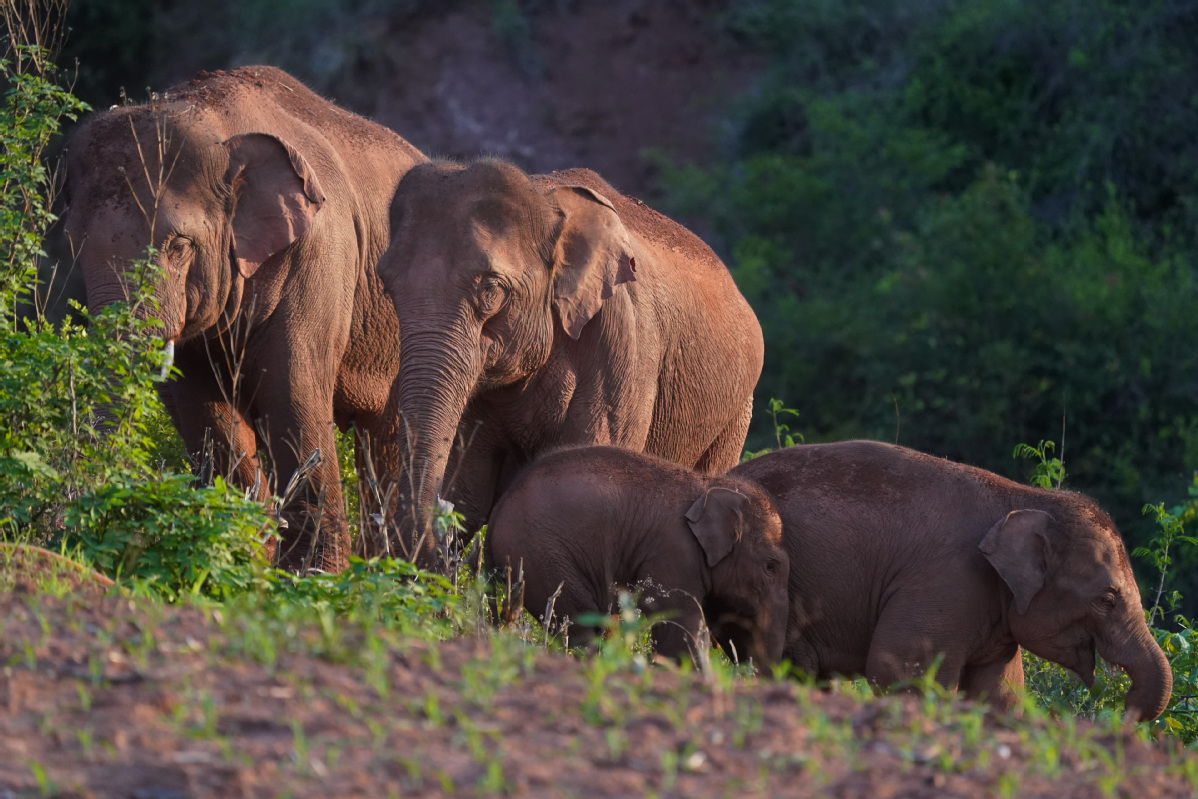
[353,1,760,198]
[1,589,1192,799]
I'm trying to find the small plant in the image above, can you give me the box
[577,589,678,671]
[1013,439,1065,489]
[27,759,56,797]
[1137,475,1198,625]
[743,399,804,460]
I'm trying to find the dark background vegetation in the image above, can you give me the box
[55,0,1198,600]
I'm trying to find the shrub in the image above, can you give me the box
[0,34,272,599]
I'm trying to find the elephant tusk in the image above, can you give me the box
[160,339,176,380]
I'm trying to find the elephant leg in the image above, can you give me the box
[694,396,753,474]
[650,604,706,663]
[164,349,266,488]
[865,602,964,694]
[255,374,349,574]
[413,427,504,566]
[439,435,503,531]
[531,579,602,651]
[959,649,1024,711]
[159,354,272,559]
[782,632,822,680]
[642,584,707,664]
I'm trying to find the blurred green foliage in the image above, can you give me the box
[658,0,1198,597]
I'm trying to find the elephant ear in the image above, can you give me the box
[979,508,1052,615]
[547,185,637,339]
[223,132,326,278]
[685,487,748,568]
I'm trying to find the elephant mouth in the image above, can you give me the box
[1071,637,1097,688]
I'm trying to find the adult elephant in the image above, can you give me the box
[376,160,763,564]
[63,66,427,573]
[730,441,1173,722]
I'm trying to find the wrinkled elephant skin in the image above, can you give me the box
[64,66,427,572]
[730,441,1173,721]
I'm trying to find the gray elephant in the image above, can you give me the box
[375,160,764,564]
[487,446,789,665]
[63,66,427,572]
[729,440,1173,721]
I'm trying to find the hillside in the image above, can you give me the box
[1,563,1194,798]
[65,0,760,203]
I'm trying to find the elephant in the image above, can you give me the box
[486,446,790,666]
[375,159,764,565]
[729,440,1173,721]
[62,66,427,573]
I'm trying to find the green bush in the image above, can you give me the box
[0,42,273,599]
[60,474,271,598]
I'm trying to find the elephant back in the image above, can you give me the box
[532,168,728,275]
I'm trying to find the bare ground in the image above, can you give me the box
[354,0,762,200]
[0,581,1193,799]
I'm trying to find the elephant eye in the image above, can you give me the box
[1095,591,1119,613]
[474,274,509,318]
[164,236,193,263]
[765,558,781,575]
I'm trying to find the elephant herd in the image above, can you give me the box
[62,66,1171,721]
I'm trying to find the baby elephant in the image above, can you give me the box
[487,446,790,666]
[730,440,1172,721]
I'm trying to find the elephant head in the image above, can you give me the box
[376,159,636,558]
[980,504,1173,721]
[685,482,790,667]
[63,108,325,343]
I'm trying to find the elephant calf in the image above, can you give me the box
[487,446,789,666]
[730,440,1172,721]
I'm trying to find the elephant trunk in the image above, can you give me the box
[396,322,480,566]
[1097,616,1173,722]
[79,273,176,428]
[84,284,134,311]
[764,598,789,665]
[82,269,179,341]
